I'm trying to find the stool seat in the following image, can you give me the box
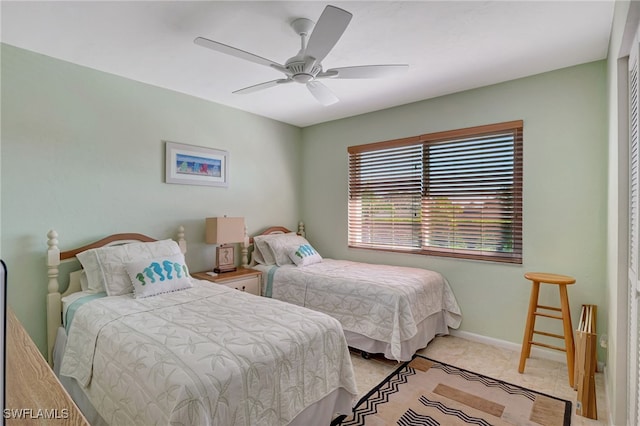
[519,272,576,388]
[524,272,576,285]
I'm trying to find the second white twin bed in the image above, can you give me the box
[250,226,462,362]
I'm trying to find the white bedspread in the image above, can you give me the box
[60,280,357,426]
[257,260,462,361]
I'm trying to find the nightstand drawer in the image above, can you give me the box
[216,276,260,295]
[192,269,262,296]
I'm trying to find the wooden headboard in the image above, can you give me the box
[250,221,306,242]
[45,226,187,365]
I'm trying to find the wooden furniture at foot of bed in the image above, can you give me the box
[7,307,89,425]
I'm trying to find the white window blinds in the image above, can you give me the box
[348,121,523,264]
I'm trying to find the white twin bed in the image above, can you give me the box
[249,224,462,362]
[46,227,357,426]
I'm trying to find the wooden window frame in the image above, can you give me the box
[348,120,523,264]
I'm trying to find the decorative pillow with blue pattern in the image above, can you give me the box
[267,234,312,266]
[77,239,182,296]
[288,244,322,267]
[125,253,192,298]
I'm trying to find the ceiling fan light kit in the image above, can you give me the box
[194,5,408,106]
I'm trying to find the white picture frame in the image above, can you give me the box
[165,141,229,187]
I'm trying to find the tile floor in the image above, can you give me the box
[349,335,608,425]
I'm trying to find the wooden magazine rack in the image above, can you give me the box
[574,304,597,419]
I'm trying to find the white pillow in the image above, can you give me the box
[250,245,265,265]
[80,270,89,292]
[288,244,322,266]
[76,250,107,293]
[66,270,93,293]
[77,239,183,296]
[252,232,296,265]
[266,234,312,266]
[125,253,192,299]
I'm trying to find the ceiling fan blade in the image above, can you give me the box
[307,81,339,106]
[319,64,409,79]
[233,79,292,94]
[305,5,352,64]
[194,37,287,74]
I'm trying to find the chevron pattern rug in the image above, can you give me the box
[332,355,571,426]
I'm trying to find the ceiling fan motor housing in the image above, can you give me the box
[288,63,322,83]
[285,55,322,83]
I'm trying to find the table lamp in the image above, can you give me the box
[205,216,245,273]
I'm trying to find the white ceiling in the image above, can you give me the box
[1,1,614,128]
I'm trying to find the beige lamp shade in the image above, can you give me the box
[205,217,245,244]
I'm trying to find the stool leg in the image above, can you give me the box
[559,284,575,388]
[519,281,540,373]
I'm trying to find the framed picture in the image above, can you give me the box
[216,246,235,272]
[165,141,229,187]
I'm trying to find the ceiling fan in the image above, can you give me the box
[194,5,408,106]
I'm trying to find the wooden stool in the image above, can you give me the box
[518,272,576,387]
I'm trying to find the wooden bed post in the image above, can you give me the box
[46,230,61,366]
[298,221,306,238]
[241,223,249,268]
[177,225,187,254]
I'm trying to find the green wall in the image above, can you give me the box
[0,42,610,378]
[1,44,302,353]
[301,61,608,357]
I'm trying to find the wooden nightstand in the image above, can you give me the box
[192,268,262,296]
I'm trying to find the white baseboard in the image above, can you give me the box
[449,329,567,364]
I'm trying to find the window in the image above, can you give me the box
[348,120,523,263]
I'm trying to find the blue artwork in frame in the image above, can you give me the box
[165,141,229,187]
